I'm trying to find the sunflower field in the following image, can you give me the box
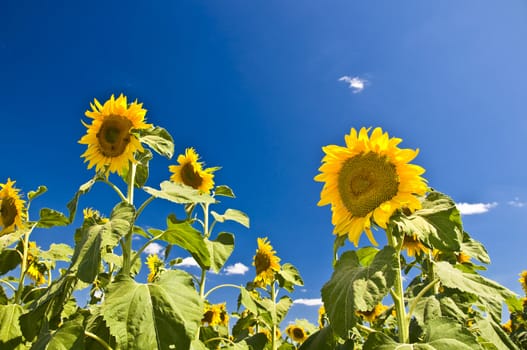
[0,94,526,349]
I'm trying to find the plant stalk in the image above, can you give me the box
[121,162,137,276]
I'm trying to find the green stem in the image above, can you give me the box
[135,195,155,219]
[406,278,440,324]
[0,279,17,292]
[386,226,409,344]
[85,331,113,350]
[130,232,165,269]
[121,162,137,276]
[103,178,127,202]
[271,282,278,350]
[204,284,242,299]
[14,224,36,304]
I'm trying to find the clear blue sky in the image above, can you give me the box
[2,0,527,325]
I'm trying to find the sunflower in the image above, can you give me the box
[356,303,389,324]
[456,251,471,264]
[502,319,513,333]
[169,148,215,193]
[258,327,281,341]
[79,94,152,176]
[317,305,326,329]
[402,234,429,257]
[315,127,427,246]
[0,179,25,236]
[519,271,527,294]
[146,254,164,282]
[26,242,46,285]
[202,303,229,327]
[253,237,281,287]
[285,324,308,343]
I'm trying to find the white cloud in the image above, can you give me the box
[223,262,249,275]
[177,257,200,268]
[508,198,527,208]
[143,242,164,255]
[293,298,323,306]
[338,75,367,93]
[456,202,498,215]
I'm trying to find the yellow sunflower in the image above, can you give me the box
[317,305,326,329]
[456,251,471,264]
[0,179,26,236]
[253,237,281,287]
[356,303,389,324]
[285,324,308,343]
[202,303,229,327]
[146,254,164,282]
[519,271,527,294]
[315,127,427,246]
[502,319,512,333]
[26,241,46,285]
[79,94,152,176]
[402,234,429,257]
[169,148,215,193]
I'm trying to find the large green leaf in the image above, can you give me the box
[475,315,519,350]
[31,315,85,350]
[0,304,24,345]
[161,219,210,270]
[392,191,463,252]
[206,232,234,273]
[138,126,174,159]
[277,263,304,292]
[71,202,134,283]
[211,209,250,228]
[144,181,215,204]
[321,246,397,338]
[0,249,21,274]
[434,261,516,319]
[102,270,202,350]
[37,208,69,228]
[411,296,442,328]
[364,318,480,349]
[40,243,73,262]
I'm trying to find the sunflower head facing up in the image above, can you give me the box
[285,324,308,343]
[253,237,281,287]
[0,179,26,236]
[315,127,427,246]
[79,94,153,176]
[169,148,216,193]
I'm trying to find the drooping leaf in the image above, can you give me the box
[211,209,250,228]
[40,243,73,262]
[214,185,235,198]
[37,208,70,228]
[31,315,85,350]
[277,263,303,292]
[0,304,24,345]
[206,232,234,273]
[28,186,47,201]
[138,126,174,159]
[321,246,397,338]
[144,181,215,204]
[392,191,463,252]
[161,219,210,270]
[0,249,21,274]
[0,230,24,253]
[460,233,490,264]
[102,270,202,350]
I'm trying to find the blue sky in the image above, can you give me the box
[2,1,527,326]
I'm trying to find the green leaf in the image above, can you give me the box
[144,181,215,204]
[0,249,21,274]
[321,246,397,338]
[392,191,463,252]
[122,149,153,188]
[434,261,516,319]
[66,177,99,222]
[0,304,24,345]
[277,263,304,292]
[37,208,70,228]
[461,234,490,264]
[411,296,442,328]
[102,270,202,350]
[475,315,519,350]
[0,230,24,253]
[28,186,47,201]
[356,246,380,266]
[206,232,234,273]
[138,126,174,159]
[40,243,73,262]
[239,288,259,315]
[215,185,235,198]
[211,209,250,228]
[31,315,85,350]
[298,326,339,350]
[161,219,210,270]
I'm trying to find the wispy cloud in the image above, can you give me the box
[293,298,323,306]
[143,242,164,255]
[508,198,527,208]
[177,257,200,268]
[224,263,249,275]
[338,75,367,93]
[456,202,498,215]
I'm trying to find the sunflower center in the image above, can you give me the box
[0,197,17,227]
[338,152,399,217]
[254,252,271,274]
[180,163,203,189]
[292,328,305,340]
[96,116,133,157]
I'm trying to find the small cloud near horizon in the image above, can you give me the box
[508,198,527,208]
[456,202,498,215]
[338,75,367,93]
[143,242,164,255]
[224,263,249,275]
[177,257,200,268]
[293,298,323,306]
